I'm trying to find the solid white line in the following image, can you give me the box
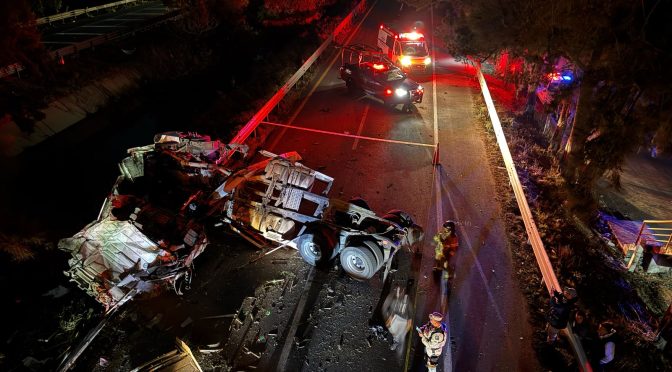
[438,177,510,343]
[80,25,125,28]
[55,32,102,35]
[352,104,370,150]
[261,121,435,148]
[430,5,452,372]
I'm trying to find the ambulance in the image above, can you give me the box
[377,24,431,72]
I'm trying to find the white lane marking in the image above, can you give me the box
[430,4,452,372]
[79,25,126,28]
[55,32,102,35]
[438,178,510,350]
[267,1,377,152]
[352,104,370,150]
[261,121,435,148]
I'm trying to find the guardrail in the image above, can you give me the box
[33,0,144,26]
[635,220,672,255]
[476,67,592,372]
[1,10,180,79]
[228,0,369,146]
[51,10,180,60]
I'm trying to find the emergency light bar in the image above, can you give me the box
[399,32,424,40]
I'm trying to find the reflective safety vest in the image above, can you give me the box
[434,231,458,258]
[420,323,448,356]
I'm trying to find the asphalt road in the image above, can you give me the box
[2,2,542,371]
[260,1,540,371]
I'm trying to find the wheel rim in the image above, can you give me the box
[306,242,321,259]
[349,255,365,271]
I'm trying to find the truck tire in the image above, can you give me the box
[362,240,385,272]
[297,232,334,267]
[340,245,378,280]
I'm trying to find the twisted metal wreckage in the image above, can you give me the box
[59,132,424,312]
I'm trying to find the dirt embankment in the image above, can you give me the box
[473,91,672,370]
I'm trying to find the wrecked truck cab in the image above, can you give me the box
[213,153,424,281]
[60,131,423,309]
[58,202,208,312]
[59,132,233,311]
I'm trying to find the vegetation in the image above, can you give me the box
[406,0,672,215]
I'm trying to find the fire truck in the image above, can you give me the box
[377,24,431,72]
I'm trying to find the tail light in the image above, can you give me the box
[385,89,393,96]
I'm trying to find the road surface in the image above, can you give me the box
[1,1,542,371]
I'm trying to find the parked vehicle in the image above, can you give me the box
[377,24,431,73]
[60,132,423,311]
[338,44,423,112]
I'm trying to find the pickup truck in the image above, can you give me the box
[338,44,423,112]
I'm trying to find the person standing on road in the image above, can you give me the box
[595,321,618,371]
[433,220,459,280]
[546,287,578,343]
[417,312,448,372]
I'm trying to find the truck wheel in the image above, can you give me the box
[297,232,334,267]
[340,246,378,280]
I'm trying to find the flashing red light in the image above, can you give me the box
[373,63,386,70]
[385,88,393,96]
[380,24,383,29]
[548,72,562,81]
[399,31,423,40]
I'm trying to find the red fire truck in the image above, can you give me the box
[377,24,431,72]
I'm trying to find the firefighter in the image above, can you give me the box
[417,311,448,372]
[433,220,459,279]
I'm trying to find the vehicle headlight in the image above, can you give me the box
[400,56,411,66]
[395,88,408,97]
[424,57,431,65]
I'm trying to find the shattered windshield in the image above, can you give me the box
[401,41,428,57]
[375,69,406,82]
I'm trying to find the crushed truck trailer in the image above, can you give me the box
[59,132,423,311]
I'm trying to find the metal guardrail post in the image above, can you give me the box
[475,66,592,372]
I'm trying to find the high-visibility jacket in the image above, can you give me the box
[434,231,458,260]
[419,322,448,356]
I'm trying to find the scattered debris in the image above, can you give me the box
[98,357,109,367]
[181,317,193,328]
[41,285,70,299]
[132,338,203,372]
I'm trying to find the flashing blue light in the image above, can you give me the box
[562,75,572,81]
